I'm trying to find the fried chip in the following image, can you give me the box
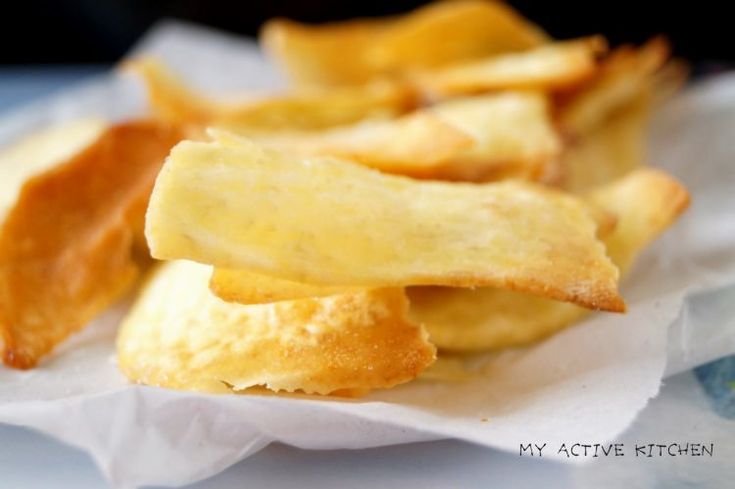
[561,89,653,193]
[147,134,623,311]
[209,199,616,306]
[587,169,690,274]
[410,168,690,351]
[0,119,107,217]
[125,57,417,131]
[415,37,606,99]
[0,120,184,369]
[558,37,670,137]
[650,58,690,106]
[409,286,584,352]
[429,91,562,181]
[229,110,474,177]
[117,260,436,395]
[261,0,548,88]
[234,91,559,181]
[210,268,361,305]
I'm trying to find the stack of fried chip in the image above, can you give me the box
[1,1,691,398]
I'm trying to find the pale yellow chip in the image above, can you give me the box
[208,200,616,306]
[410,168,690,351]
[558,37,670,137]
[232,91,560,181]
[561,89,653,193]
[125,58,417,131]
[415,37,606,99]
[116,260,435,395]
[429,91,562,181]
[229,110,474,177]
[587,168,690,274]
[261,0,548,88]
[147,134,623,311]
[210,268,361,305]
[408,286,585,352]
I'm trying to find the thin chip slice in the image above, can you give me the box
[415,37,606,99]
[231,92,559,181]
[0,121,184,369]
[225,110,474,177]
[587,169,690,274]
[561,89,653,193]
[208,199,616,306]
[147,134,623,311]
[410,168,690,351]
[558,37,670,137]
[117,260,436,395]
[210,268,361,305]
[0,119,107,217]
[429,92,562,181]
[125,58,417,131]
[650,58,689,107]
[261,0,548,88]
[373,0,549,69]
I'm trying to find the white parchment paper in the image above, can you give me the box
[1,21,734,489]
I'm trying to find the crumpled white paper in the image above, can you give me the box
[572,369,735,489]
[1,21,735,489]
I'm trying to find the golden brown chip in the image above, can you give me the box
[650,58,690,106]
[224,110,474,177]
[0,120,184,369]
[125,57,418,131]
[229,91,560,181]
[558,37,670,137]
[147,134,623,311]
[429,91,562,181]
[410,168,690,351]
[117,260,436,395]
[261,0,548,88]
[587,168,690,274]
[210,268,361,305]
[415,37,606,99]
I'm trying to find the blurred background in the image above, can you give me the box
[0,0,732,111]
[2,0,734,64]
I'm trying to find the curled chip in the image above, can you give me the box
[558,37,670,137]
[147,134,623,311]
[650,59,689,106]
[415,37,606,98]
[125,57,417,131]
[586,168,690,274]
[410,168,690,351]
[0,120,183,369]
[430,92,561,181]
[261,0,547,88]
[117,260,436,395]
[230,110,475,177]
